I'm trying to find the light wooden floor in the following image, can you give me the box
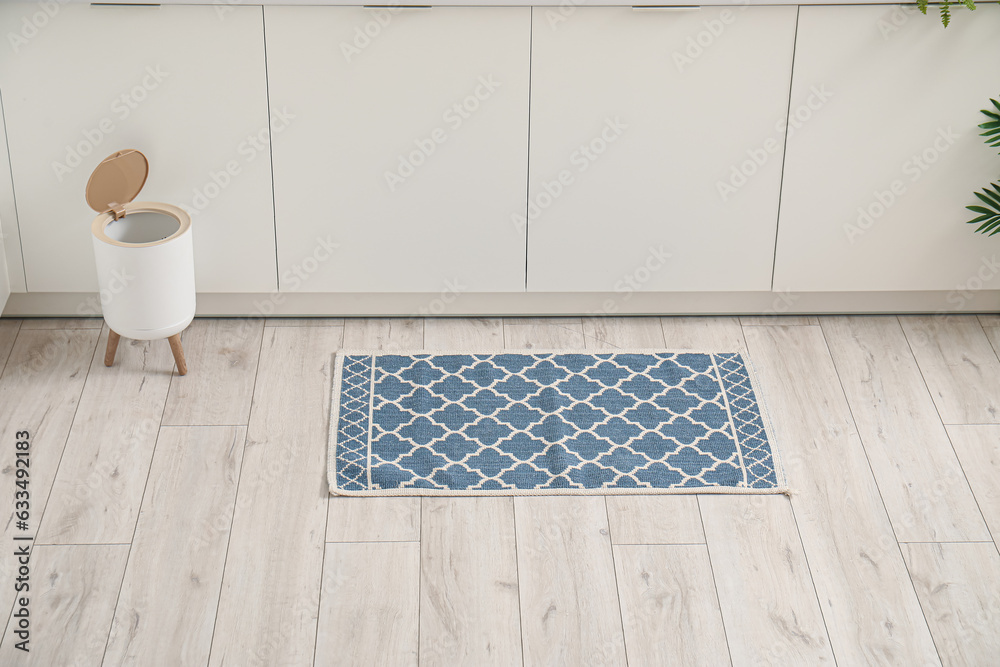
[1,314,999,666]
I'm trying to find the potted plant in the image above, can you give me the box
[918,0,977,27]
[966,98,1000,236]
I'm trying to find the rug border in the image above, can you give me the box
[326,350,347,497]
[739,352,788,490]
[327,348,789,497]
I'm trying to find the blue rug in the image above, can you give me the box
[328,350,785,496]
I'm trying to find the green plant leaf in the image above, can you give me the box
[976,189,1000,209]
[963,0,976,10]
[981,185,1000,207]
[978,220,1000,235]
[967,183,1000,235]
[990,184,1000,204]
[918,0,929,14]
[982,104,1000,148]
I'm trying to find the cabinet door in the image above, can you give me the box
[0,215,8,313]
[0,4,276,293]
[265,7,529,293]
[774,6,1000,292]
[526,7,797,293]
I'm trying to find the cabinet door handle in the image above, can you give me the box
[631,5,702,11]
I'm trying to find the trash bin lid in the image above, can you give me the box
[86,149,149,216]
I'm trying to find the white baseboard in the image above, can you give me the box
[3,290,999,317]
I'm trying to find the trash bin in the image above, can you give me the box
[86,149,195,375]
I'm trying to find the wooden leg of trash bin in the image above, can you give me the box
[168,334,187,376]
[105,330,121,367]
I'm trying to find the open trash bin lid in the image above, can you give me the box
[85,149,149,219]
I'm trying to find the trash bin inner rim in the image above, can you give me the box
[91,202,191,248]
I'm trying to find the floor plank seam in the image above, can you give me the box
[98,375,172,666]
[159,423,252,428]
[780,492,839,665]
[413,497,422,665]
[734,319,752,353]
[578,324,626,351]
[897,540,998,544]
[696,497,737,667]
[324,539,422,544]
[942,422,1000,426]
[511,498,527,667]
[0,319,22,378]
[739,322,821,327]
[610,541,707,547]
[940,428,1000,563]
[977,316,1000,365]
[31,542,132,547]
[312,497,332,667]
[895,316,995,546]
[602,496,632,667]
[821,318,945,667]
[205,327,268,666]
[32,327,103,548]
[263,323,346,328]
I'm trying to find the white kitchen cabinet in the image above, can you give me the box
[0,214,8,313]
[0,101,22,296]
[0,4,276,293]
[264,6,529,293]
[773,5,1000,292]
[526,6,797,293]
